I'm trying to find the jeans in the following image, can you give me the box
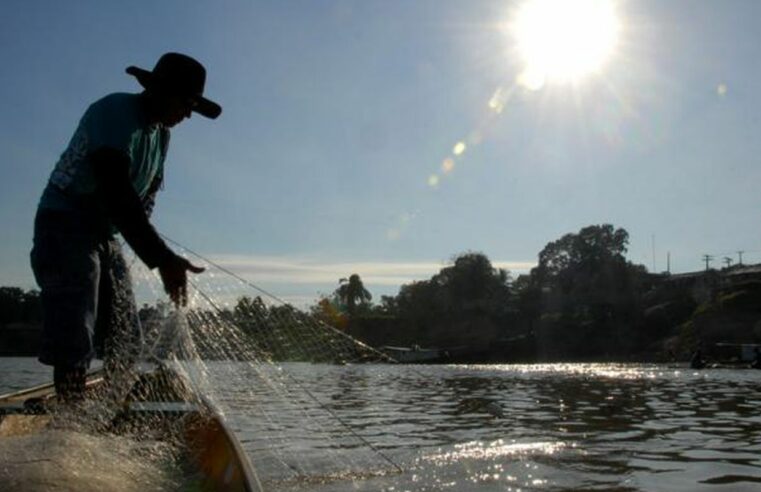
[30,209,140,370]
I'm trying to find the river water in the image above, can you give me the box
[2,357,761,491]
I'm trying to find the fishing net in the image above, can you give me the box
[132,239,400,488]
[0,429,180,492]
[0,240,400,492]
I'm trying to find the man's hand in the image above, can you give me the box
[158,255,205,307]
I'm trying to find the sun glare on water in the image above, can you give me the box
[510,0,620,89]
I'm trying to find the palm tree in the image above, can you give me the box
[336,274,372,316]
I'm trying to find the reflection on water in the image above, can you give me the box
[225,363,761,491]
[2,359,761,491]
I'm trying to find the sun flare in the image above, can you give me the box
[511,0,620,87]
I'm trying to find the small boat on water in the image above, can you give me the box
[0,365,260,492]
[713,342,761,367]
[686,343,761,369]
[379,345,447,363]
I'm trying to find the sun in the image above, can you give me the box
[510,0,620,87]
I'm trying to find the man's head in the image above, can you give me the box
[146,91,197,128]
[126,52,221,127]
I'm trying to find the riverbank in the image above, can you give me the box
[0,323,40,356]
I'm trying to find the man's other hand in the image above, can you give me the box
[158,255,205,307]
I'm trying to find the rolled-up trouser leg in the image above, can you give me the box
[31,223,101,371]
[32,207,143,405]
[53,366,87,402]
[31,212,105,402]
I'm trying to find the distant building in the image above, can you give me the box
[655,263,761,303]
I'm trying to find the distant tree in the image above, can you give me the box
[230,295,270,337]
[395,279,438,322]
[523,224,651,357]
[0,287,25,324]
[393,252,513,329]
[533,224,629,288]
[511,274,542,324]
[268,303,303,321]
[0,287,41,325]
[335,274,372,316]
[234,295,268,322]
[374,295,399,316]
[309,295,348,329]
[431,252,511,316]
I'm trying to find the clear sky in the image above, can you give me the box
[2,0,761,306]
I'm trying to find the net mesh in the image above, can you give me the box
[131,242,399,487]
[0,242,400,491]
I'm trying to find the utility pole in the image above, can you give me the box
[667,251,671,274]
[702,254,713,271]
[651,234,656,273]
[723,257,733,268]
[737,250,744,265]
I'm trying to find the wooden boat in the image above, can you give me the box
[0,365,261,492]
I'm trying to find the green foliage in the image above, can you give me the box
[390,252,514,342]
[226,295,365,362]
[334,274,372,316]
[716,288,761,312]
[1,222,700,362]
[533,224,630,288]
[676,320,697,354]
[229,296,305,360]
[526,225,645,311]
[693,301,715,317]
[671,282,761,353]
[718,290,746,306]
[309,295,348,329]
[233,295,268,325]
[372,295,398,316]
[517,224,653,358]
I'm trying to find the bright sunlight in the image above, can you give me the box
[510,0,620,87]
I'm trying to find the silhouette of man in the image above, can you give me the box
[31,53,221,401]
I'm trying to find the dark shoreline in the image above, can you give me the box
[0,324,41,357]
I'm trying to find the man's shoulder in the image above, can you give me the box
[88,92,141,114]
[82,93,146,140]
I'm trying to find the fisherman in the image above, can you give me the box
[31,53,220,401]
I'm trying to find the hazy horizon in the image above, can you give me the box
[3,0,761,305]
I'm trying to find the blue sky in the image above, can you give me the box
[2,1,761,306]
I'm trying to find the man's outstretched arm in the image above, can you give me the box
[90,147,203,305]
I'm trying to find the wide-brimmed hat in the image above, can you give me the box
[126,52,221,119]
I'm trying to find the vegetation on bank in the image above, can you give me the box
[4,224,761,361]
[307,224,761,361]
[0,287,42,356]
[0,287,41,325]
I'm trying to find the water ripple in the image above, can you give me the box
[3,359,761,491]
